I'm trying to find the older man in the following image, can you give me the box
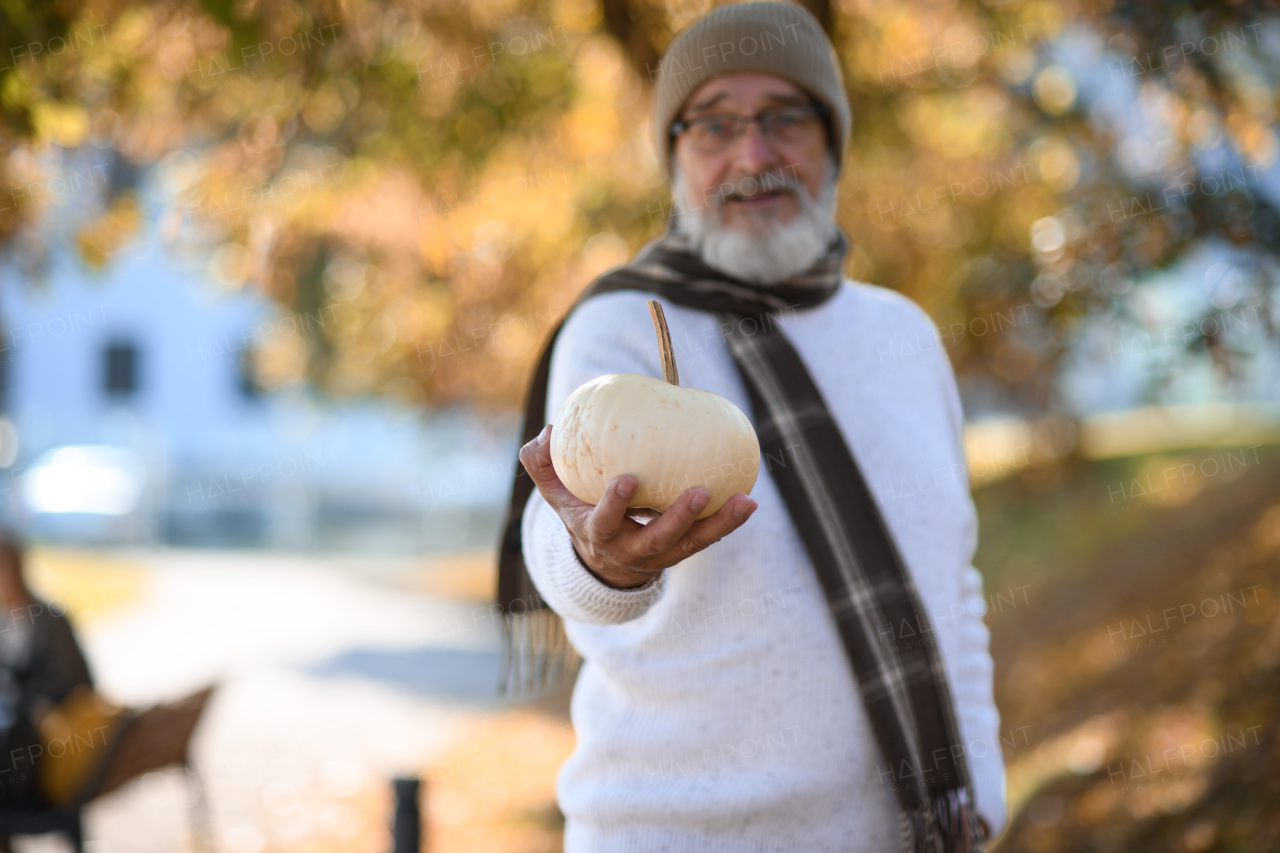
[497,3,1006,851]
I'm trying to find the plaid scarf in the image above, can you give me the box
[495,218,985,852]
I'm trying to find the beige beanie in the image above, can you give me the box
[652,1,851,179]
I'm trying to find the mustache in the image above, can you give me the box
[706,171,805,208]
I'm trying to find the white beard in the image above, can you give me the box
[671,158,839,285]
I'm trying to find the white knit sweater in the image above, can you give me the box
[522,281,1007,852]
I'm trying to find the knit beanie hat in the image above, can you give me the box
[652,1,852,179]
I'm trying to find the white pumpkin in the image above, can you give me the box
[550,371,760,520]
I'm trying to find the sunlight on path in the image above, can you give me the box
[10,547,556,853]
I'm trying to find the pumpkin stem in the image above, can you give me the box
[647,299,679,386]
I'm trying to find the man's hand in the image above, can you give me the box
[519,423,759,589]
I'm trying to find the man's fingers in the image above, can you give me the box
[683,495,757,552]
[519,425,582,508]
[637,487,713,554]
[587,474,641,541]
[656,493,757,558]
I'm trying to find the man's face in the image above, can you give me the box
[668,72,839,285]
[671,72,830,232]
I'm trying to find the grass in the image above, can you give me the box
[24,546,152,626]
[978,444,1280,851]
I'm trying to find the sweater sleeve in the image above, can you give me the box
[520,291,673,626]
[926,311,1009,839]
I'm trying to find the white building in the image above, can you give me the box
[0,154,515,552]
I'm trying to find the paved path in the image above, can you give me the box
[23,548,517,853]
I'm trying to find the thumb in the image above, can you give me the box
[520,424,585,508]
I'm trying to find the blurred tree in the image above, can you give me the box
[0,0,1276,415]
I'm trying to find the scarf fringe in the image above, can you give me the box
[499,609,582,696]
[901,789,984,853]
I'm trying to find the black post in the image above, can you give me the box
[392,776,422,853]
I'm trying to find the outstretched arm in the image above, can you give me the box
[519,293,757,624]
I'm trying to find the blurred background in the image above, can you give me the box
[0,0,1278,849]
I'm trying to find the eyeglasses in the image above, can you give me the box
[670,103,830,153]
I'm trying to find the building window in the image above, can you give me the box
[239,348,262,400]
[104,341,139,396]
